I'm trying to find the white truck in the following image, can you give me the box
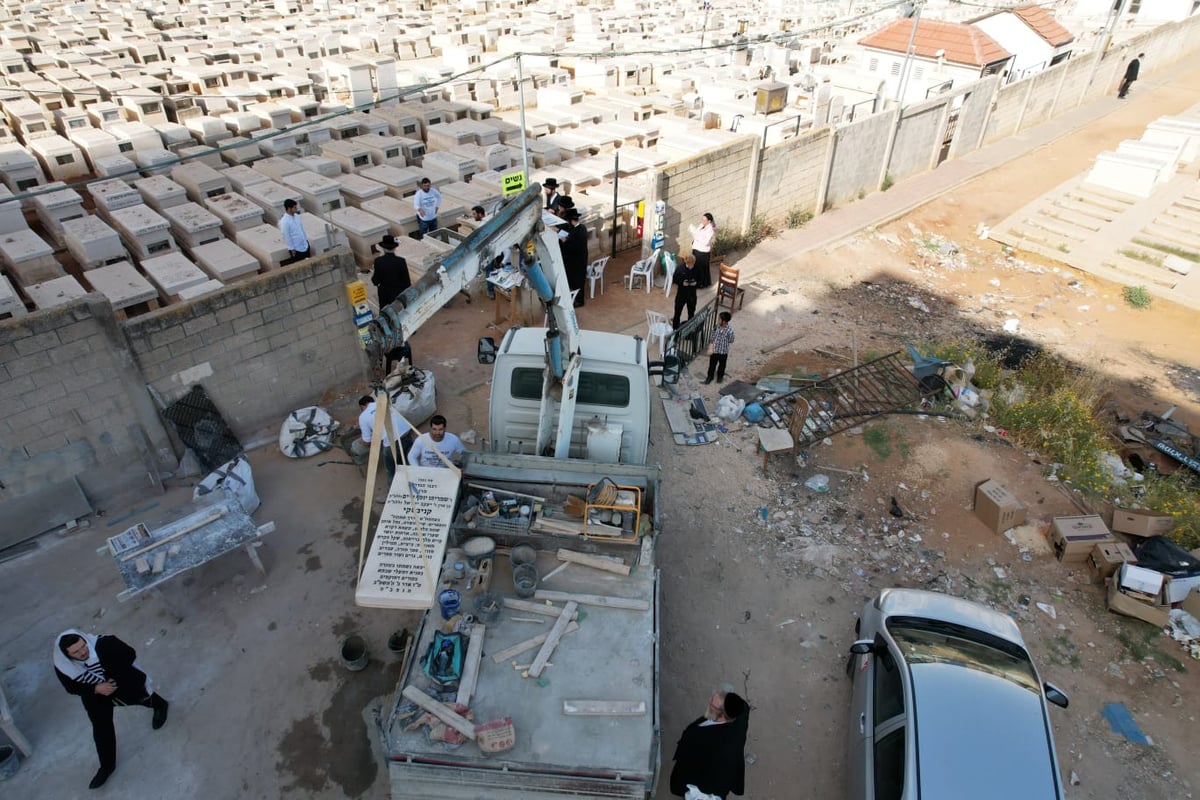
[365,186,652,464]
[380,452,662,800]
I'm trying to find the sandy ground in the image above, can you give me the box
[4,64,1200,800]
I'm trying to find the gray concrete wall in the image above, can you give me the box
[983,78,1027,144]
[124,250,370,440]
[947,77,998,160]
[824,109,897,208]
[888,99,947,181]
[0,250,369,506]
[647,135,760,256]
[1018,66,1062,130]
[0,295,174,502]
[753,127,832,222]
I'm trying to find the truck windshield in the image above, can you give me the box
[511,368,630,408]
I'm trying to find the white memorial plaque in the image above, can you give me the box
[355,466,460,609]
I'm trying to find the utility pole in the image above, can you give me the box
[699,1,712,48]
[895,0,923,105]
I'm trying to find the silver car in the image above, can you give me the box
[845,589,1069,800]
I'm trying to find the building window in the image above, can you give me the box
[869,58,879,72]
[914,66,924,79]
[891,62,902,76]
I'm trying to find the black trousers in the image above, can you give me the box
[86,692,167,769]
[673,289,696,330]
[1118,78,1135,97]
[281,247,310,266]
[692,250,712,288]
[707,353,729,381]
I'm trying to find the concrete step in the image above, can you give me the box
[1155,211,1200,236]
[1161,205,1200,227]
[1102,253,1178,288]
[1022,215,1089,242]
[1072,183,1140,209]
[1140,224,1200,252]
[1056,196,1118,222]
[1067,189,1135,215]
[1044,204,1105,231]
[1009,226,1070,252]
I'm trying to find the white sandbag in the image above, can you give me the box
[715,395,745,422]
[279,406,339,458]
[389,368,437,427]
[193,455,260,515]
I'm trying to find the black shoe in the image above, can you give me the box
[90,767,114,789]
[152,699,169,730]
[703,377,713,385]
[717,376,726,383]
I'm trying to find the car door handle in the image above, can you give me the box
[859,713,866,735]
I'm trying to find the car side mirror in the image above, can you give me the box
[477,337,497,364]
[849,640,874,655]
[1043,682,1069,709]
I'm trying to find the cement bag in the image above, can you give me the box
[715,394,745,422]
[193,455,260,515]
[279,406,339,458]
[390,369,437,428]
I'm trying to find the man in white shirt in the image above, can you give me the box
[407,414,466,468]
[279,198,309,265]
[413,177,442,239]
[352,395,413,484]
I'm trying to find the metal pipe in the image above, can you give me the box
[611,151,619,260]
[895,1,923,104]
[516,54,531,181]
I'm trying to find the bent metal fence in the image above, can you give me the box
[668,297,719,366]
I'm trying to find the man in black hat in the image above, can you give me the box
[543,178,560,210]
[558,207,589,307]
[372,234,411,309]
[669,689,750,798]
[1118,52,1145,99]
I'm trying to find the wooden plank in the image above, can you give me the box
[401,685,477,740]
[534,590,649,611]
[490,621,580,663]
[151,552,167,574]
[119,508,226,561]
[529,601,577,678]
[556,548,631,576]
[501,597,578,620]
[455,624,487,706]
[562,700,647,716]
[531,517,585,535]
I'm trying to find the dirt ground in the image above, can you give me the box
[4,68,1200,800]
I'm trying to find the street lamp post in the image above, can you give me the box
[895,0,923,105]
[700,1,712,48]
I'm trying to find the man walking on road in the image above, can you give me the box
[669,688,750,798]
[1118,53,1144,99]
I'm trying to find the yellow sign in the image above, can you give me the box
[346,280,368,306]
[502,170,526,197]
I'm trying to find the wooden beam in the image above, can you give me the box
[562,700,647,716]
[401,685,477,740]
[529,602,577,678]
[490,622,580,663]
[119,508,226,561]
[456,624,486,706]
[501,597,578,620]
[534,590,649,611]
[556,548,631,576]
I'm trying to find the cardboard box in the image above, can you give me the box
[973,479,1027,533]
[1107,578,1170,627]
[1111,507,1176,538]
[1051,515,1115,563]
[1087,541,1137,582]
[1165,574,1200,604]
[1117,562,1165,597]
[1183,587,1200,619]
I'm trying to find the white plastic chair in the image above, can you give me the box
[625,250,659,294]
[661,251,677,297]
[645,309,673,356]
[586,256,610,298]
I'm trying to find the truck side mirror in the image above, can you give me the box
[477,337,497,364]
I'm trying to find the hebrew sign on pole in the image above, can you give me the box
[355,466,460,609]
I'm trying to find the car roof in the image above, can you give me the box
[876,588,1025,647]
[911,663,1061,800]
[505,327,646,364]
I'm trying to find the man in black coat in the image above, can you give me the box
[669,690,750,798]
[55,629,169,789]
[1118,53,1144,99]
[558,208,589,308]
[372,234,412,309]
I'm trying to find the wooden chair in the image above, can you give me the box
[758,397,812,474]
[716,263,745,311]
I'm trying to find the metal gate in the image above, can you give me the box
[938,111,960,165]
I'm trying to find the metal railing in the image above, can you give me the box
[668,298,719,366]
[845,97,878,123]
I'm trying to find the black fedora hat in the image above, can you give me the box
[379,234,399,249]
[543,178,558,188]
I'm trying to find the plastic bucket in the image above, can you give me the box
[340,634,369,671]
[0,745,19,781]
[387,629,410,658]
[509,543,536,568]
[438,588,461,620]
[513,563,538,598]
[474,592,502,624]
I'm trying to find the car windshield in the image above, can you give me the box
[887,618,1040,694]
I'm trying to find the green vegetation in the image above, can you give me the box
[786,207,814,229]
[863,425,893,460]
[1132,238,1200,263]
[1114,624,1187,673]
[1122,285,1153,309]
[1057,243,1070,253]
[712,215,777,259]
[881,174,894,192]
[1044,635,1082,669]
[1119,248,1164,267]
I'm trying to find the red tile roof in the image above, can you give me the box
[1012,5,1075,47]
[859,19,1011,68]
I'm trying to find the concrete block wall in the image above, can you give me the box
[983,79,1027,145]
[753,127,831,222]
[1052,56,1096,118]
[824,110,896,208]
[123,249,369,441]
[887,100,947,182]
[1018,67,1063,131]
[947,78,997,160]
[0,295,174,502]
[646,135,759,258]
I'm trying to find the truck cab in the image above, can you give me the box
[487,328,650,465]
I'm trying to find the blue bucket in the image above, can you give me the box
[438,588,461,620]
